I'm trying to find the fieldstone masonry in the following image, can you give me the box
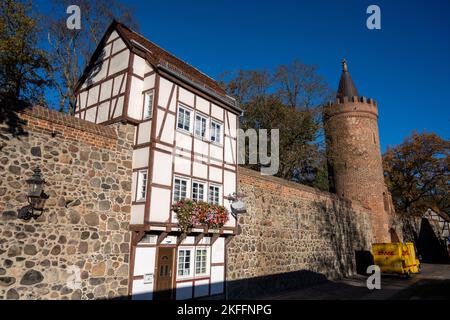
[0,107,134,300]
[226,167,374,298]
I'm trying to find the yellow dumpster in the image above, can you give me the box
[372,242,420,275]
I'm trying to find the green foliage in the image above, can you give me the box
[221,60,332,190]
[0,0,51,106]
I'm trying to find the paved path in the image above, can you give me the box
[255,264,450,300]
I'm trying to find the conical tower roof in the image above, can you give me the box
[336,59,359,99]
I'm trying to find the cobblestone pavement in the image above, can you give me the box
[254,264,450,300]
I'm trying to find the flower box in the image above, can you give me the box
[171,199,229,232]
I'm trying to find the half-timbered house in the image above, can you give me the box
[74,21,241,300]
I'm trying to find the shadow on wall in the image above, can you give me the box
[0,98,30,143]
[313,200,373,277]
[417,218,449,264]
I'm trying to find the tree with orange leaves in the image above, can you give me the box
[383,132,449,217]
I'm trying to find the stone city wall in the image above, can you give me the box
[0,107,134,300]
[226,167,374,298]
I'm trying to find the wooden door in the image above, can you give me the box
[154,247,175,300]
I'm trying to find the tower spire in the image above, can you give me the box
[336,59,358,99]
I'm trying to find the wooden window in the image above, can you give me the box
[210,121,222,144]
[192,181,205,202]
[195,248,208,275]
[143,91,153,120]
[177,105,191,132]
[136,170,148,201]
[177,249,192,277]
[208,185,221,205]
[195,113,208,139]
[173,177,188,203]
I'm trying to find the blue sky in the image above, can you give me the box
[35,0,450,152]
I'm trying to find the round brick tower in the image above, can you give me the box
[324,60,391,243]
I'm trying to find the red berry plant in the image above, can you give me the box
[172,199,229,232]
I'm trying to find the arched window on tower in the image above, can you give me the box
[373,132,377,145]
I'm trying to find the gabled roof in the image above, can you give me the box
[78,20,240,112]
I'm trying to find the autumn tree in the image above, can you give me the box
[46,0,138,113]
[222,60,332,190]
[383,132,450,216]
[0,0,52,138]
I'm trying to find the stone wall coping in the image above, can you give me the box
[20,106,117,139]
[238,166,371,211]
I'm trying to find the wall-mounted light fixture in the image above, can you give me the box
[227,192,247,218]
[18,167,49,220]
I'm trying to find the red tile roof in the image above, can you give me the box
[116,22,228,97]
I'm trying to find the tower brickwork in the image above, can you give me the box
[324,60,392,242]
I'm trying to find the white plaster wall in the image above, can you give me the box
[128,76,144,120]
[134,247,156,276]
[149,187,171,222]
[132,279,153,300]
[210,144,223,161]
[143,73,156,92]
[211,104,224,121]
[174,156,191,176]
[158,77,174,108]
[210,266,224,295]
[196,96,209,114]
[87,85,99,107]
[132,147,149,169]
[209,167,222,183]
[130,204,145,224]
[111,37,127,55]
[211,237,225,264]
[179,87,194,107]
[100,79,113,102]
[192,162,207,180]
[133,55,147,77]
[108,50,129,75]
[113,74,126,96]
[137,121,151,145]
[152,151,173,186]
[160,114,175,144]
[175,132,192,150]
[85,107,96,122]
[112,96,124,118]
[96,102,109,123]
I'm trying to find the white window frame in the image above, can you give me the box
[143,91,154,120]
[177,104,193,133]
[136,170,148,202]
[208,184,222,205]
[192,180,206,202]
[195,247,210,277]
[173,176,190,203]
[194,112,209,140]
[177,247,194,279]
[210,120,223,144]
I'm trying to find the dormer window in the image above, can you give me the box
[143,91,154,120]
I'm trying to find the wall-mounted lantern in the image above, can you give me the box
[227,192,247,218]
[18,167,49,220]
